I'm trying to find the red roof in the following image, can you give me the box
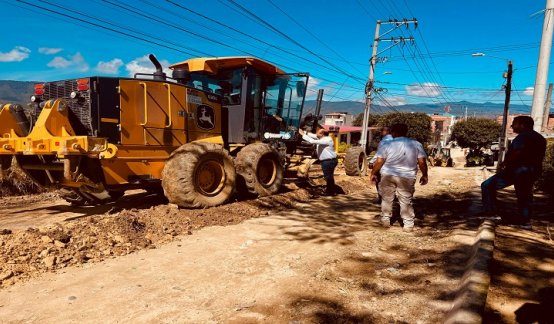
[321,125,378,133]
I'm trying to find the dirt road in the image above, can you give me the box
[0,164,485,323]
[1,149,552,323]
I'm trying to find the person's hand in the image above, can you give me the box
[298,129,305,136]
[371,174,378,184]
[419,175,428,185]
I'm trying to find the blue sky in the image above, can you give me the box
[0,0,549,114]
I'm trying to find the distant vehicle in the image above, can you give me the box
[428,146,454,167]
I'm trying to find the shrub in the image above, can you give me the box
[537,139,554,194]
[337,142,351,153]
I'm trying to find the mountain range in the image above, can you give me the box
[0,80,531,117]
[303,99,532,118]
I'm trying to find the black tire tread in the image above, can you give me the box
[161,142,235,208]
[235,143,283,197]
[345,146,367,176]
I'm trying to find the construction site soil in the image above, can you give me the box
[0,173,373,288]
[0,159,552,323]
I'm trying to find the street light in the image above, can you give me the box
[472,52,513,171]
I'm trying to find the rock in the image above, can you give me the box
[0,270,14,281]
[43,256,57,267]
[113,235,127,244]
[386,267,399,273]
[17,255,31,262]
[41,235,53,244]
[54,240,66,248]
[0,229,12,235]
[68,296,77,301]
[361,252,372,257]
[39,249,49,257]
[168,203,179,210]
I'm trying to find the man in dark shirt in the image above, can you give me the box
[480,116,547,228]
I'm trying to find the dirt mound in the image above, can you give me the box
[0,176,370,287]
[0,163,43,197]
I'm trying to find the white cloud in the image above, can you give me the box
[305,76,355,102]
[523,86,534,96]
[38,47,63,55]
[377,96,407,106]
[96,58,123,74]
[0,46,31,62]
[47,52,89,72]
[125,55,171,77]
[405,82,442,97]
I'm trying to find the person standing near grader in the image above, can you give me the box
[299,127,338,196]
[370,123,428,232]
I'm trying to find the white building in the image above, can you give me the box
[323,112,354,126]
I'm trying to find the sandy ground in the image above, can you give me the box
[0,150,551,323]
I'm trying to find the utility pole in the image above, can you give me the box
[497,61,513,171]
[360,19,418,148]
[531,0,554,131]
[543,83,553,132]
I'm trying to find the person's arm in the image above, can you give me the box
[302,135,332,145]
[417,157,428,185]
[416,141,428,185]
[499,149,523,170]
[370,157,385,183]
[298,129,320,143]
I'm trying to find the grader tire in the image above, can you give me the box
[235,143,283,197]
[161,142,235,208]
[345,146,367,176]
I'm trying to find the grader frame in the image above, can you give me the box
[0,54,316,208]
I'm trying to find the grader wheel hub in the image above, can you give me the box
[257,158,277,187]
[194,160,226,196]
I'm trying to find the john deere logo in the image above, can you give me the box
[196,105,215,130]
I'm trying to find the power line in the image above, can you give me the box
[222,0,364,83]
[265,0,365,76]
[17,0,201,57]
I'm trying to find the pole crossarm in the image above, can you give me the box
[359,18,417,147]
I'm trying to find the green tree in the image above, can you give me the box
[451,118,501,149]
[378,112,433,146]
[353,113,380,127]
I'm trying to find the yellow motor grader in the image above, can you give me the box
[0,55,317,208]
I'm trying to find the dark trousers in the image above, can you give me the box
[321,158,338,194]
[481,166,538,222]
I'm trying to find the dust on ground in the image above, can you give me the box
[0,154,551,323]
[484,190,554,323]
[0,174,371,287]
[0,164,483,323]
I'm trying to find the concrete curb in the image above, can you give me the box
[444,220,496,324]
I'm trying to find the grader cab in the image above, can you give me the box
[0,54,312,208]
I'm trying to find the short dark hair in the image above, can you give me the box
[390,123,408,136]
[513,115,534,129]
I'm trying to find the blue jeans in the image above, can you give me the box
[321,158,338,194]
[481,166,538,222]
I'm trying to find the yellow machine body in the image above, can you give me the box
[0,79,223,191]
